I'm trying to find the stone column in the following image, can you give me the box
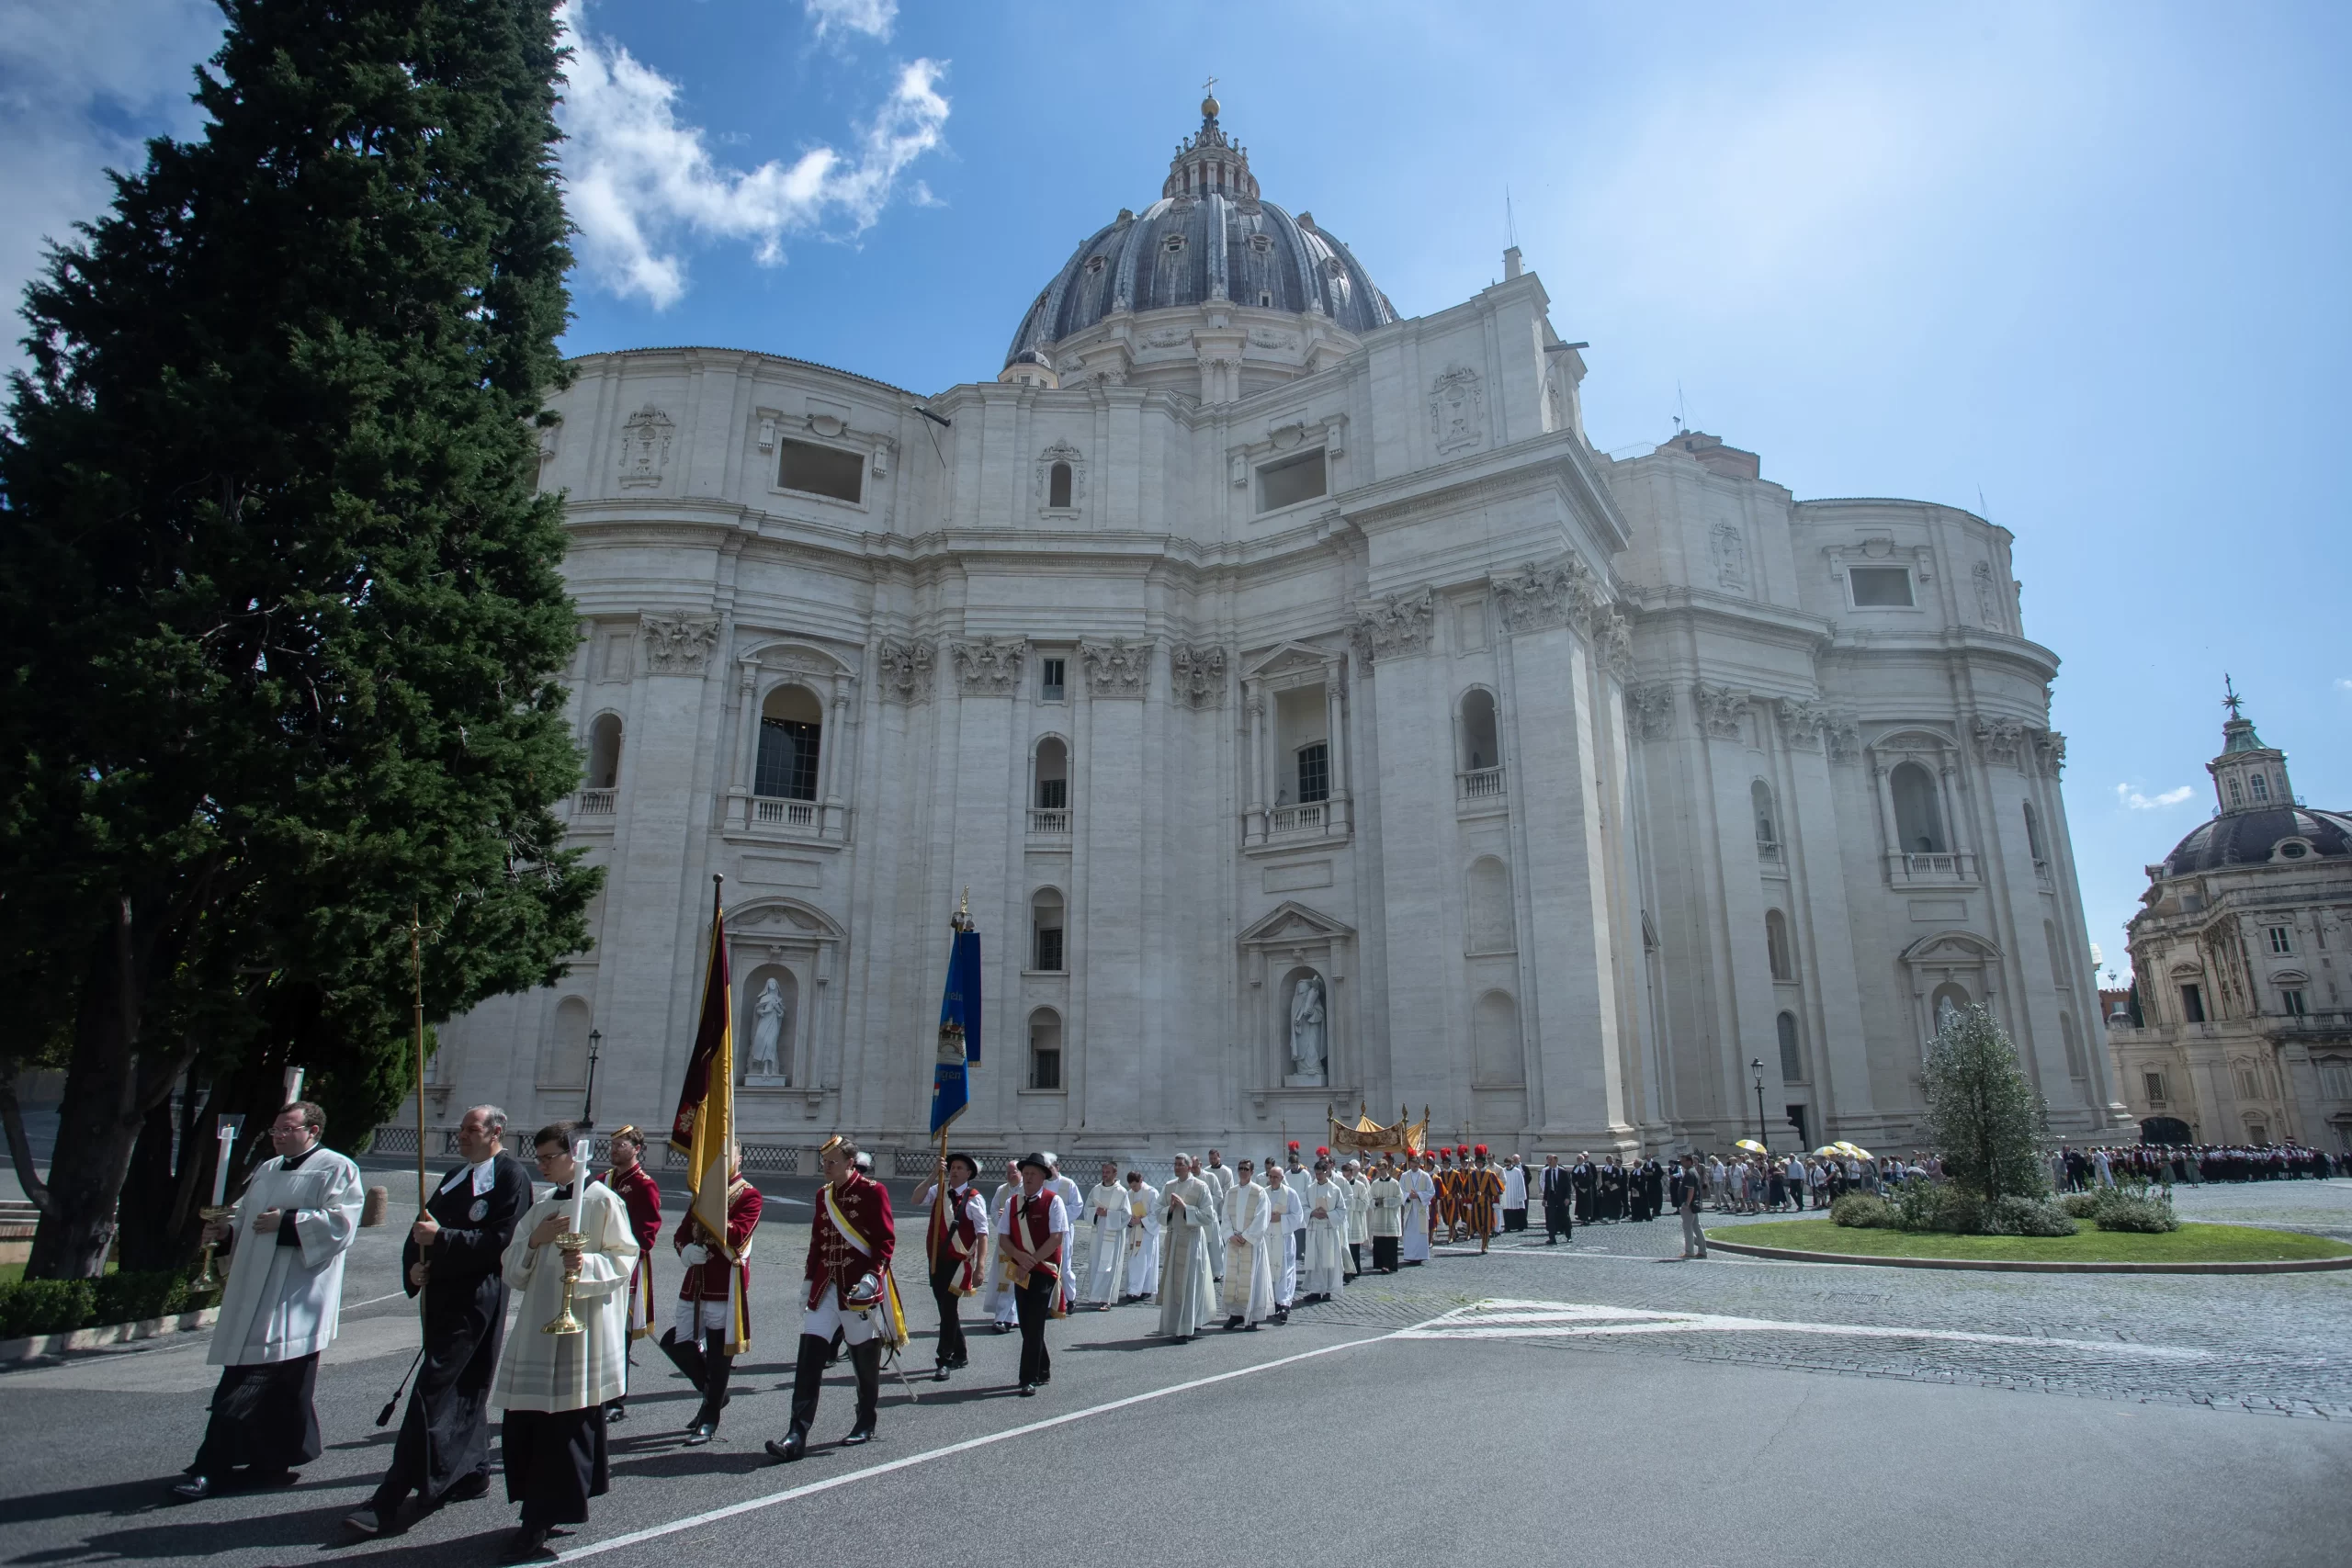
[729,659,760,830]
[1324,661,1350,830]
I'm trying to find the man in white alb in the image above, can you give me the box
[1300,1160,1348,1303]
[1219,1158,1273,1331]
[1399,1152,1436,1266]
[1079,1161,1125,1309]
[1366,1158,1404,1273]
[1155,1156,1217,1340]
[1342,1158,1372,1277]
[1262,1162,1299,1323]
[1199,1150,1233,1282]
[1042,1154,1085,1316]
[1121,1169,1160,1302]
[1499,1154,1529,1233]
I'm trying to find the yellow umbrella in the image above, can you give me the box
[1834,1141,1872,1159]
[1734,1138,1767,1153]
[1814,1145,1841,1157]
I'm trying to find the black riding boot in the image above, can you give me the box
[763,1334,830,1463]
[842,1340,883,1444]
[684,1328,732,1444]
[659,1327,707,1401]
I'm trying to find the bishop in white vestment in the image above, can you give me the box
[492,1129,639,1557]
[178,1103,363,1499]
[1219,1162,1273,1328]
[1155,1157,1216,1339]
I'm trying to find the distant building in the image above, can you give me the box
[2106,691,2352,1150]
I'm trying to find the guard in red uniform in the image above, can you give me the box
[923,1152,988,1381]
[595,1126,664,1422]
[765,1135,899,1462]
[664,1149,762,1446]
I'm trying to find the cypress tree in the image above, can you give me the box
[0,0,597,1279]
[1921,1003,2052,1209]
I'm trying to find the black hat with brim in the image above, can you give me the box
[1017,1151,1053,1174]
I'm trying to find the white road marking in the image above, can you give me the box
[555,1314,1447,1562]
[1398,1298,2211,1359]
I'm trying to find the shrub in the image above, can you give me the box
[0,1279,97,1338]
[2093,1188,2181,1234]
[1986,1196,2079,1237]
[1830,1193,1894,1229]
[1921,1003,2052,1207]
[2059,1192,2099,1219]
[95,1271,209,1326]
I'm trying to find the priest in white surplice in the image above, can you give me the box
[1199,1150,1234,1282]
[1219,1158,1274,1330]
[1120,1169,1159,1301]
[175,1101,363,1501]
[1078,1161,1126,1309]
[1400,1154,1436,1266]
[1342,1159,1373,1279]
[1366,1158,1405,1273]
[1155,1156,1216,1340]
[491,1124,639,1562]
[1261,1164,1300,1322]
[1300,1163,1349,1303]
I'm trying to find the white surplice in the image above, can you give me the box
[1046,1174,1085,1311]
[1079,1181,1126,1306]
[1155,1177,1216,1337]
[1367,1175,1404,1238]
[1199,1162,1232,1280]
[209,1146,365,1366]
[1122,1183,1160,1298]
[1301,1180,1348,1297]
[983,1180,1022,1324]
[491,1181,639,1414]
[1218,1180,1272,1323]
[1264,1180,1300,1306]
[1399,1168,1435,1262]
[1344,1175,1372,1251]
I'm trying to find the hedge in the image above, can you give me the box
[0,1272,220,1340]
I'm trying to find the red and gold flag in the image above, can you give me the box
[670,878,738,1267]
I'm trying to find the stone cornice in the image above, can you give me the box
[1334,430,1631,555]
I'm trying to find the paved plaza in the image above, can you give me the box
[3,1174,2347,1566]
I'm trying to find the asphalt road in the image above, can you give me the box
[3,1175,2347,1567]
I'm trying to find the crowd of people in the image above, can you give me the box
[167,1101,2344,1559]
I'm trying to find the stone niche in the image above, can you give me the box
[725,896,844,1118]
[1238,901,1356,1111]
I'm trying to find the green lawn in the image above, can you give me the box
[1712,1218,2352,1264]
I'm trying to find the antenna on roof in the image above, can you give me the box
[1674,380,1687,433]
[1506,185,1517,250]
[1977,484,1989,519]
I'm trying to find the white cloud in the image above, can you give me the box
[2336,678,2352,693]
[805,0,896,41]
[555,0,946,308]
[2115,783,2194,811]
[0,1,225,373]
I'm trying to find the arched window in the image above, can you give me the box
[1472,990,1522,1088]
[585,714,624,791]
[1047,460,1073,509]
[1890,761,1946,853]
[2227,776,2244,807]
[1031,888,1065,972]
[2250,772,2270,801]
[1034,737,1069,811]
[1765,909,1795,982]
[540,996,592,1088]
[755,685,823,801]
[1028,1008,1063,1091]
[1777,1010,1804,1083]
[2022,801,2048,863]
[1459,689,1500,773]
[1752,780,1780,858]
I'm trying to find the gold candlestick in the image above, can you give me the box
[193,1205,234,1293]
[540,1233,589,1336]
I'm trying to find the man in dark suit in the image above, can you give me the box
[1571,1155,1595,1226]
[345,1104,534,1537]
[1538,1155,1572,1244]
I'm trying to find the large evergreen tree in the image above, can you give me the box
[0,0,597,1280]
[1921,1003,2052,1207]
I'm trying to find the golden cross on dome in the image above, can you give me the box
[2222,672,2243,720]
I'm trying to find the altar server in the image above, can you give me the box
[1366,1158,1405,1272]
[175,1102,363,1501]
[490,1125,639,1562]
[1042,1153,1086,1315]
[1156,1156,1218,1340]
[1342,1158,1372,1277]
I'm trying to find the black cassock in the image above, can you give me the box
[1570,1163,1594,1224]
[366,1152,533,1517]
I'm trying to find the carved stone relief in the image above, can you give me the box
[1078,637,1150,699]
[1350,587,1435,669]
[1776,698,1832,750]
[640,613,719,676]
[951,637,1026,695]
[1429,367,1485,455]
[2034,729,2068,777]
[876,637,933,704]
[1826,716,1863,764]
[1490,554,1606,637]
[1692,682,1750,740]
[1170,643,1227,709]
[1972,715,2028,769]
[617,404,674,491]
[1600,605,1634,676]
[1712,523,1750,592]
[1626,683,1676,741]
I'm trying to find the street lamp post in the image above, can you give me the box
[582,1029,603,1128]
[1750,1057,1769,1156]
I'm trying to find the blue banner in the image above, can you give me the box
[929,924,982,1135]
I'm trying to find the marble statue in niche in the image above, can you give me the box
[1287,974,1328,1085]
[749,976,788,1079]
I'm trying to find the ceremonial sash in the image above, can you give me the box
[1011,1194,1065,1319]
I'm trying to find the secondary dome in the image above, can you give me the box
[1002,99,1396,378]
[2164,807,2352,874]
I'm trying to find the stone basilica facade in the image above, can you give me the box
[427,99,2121,1162]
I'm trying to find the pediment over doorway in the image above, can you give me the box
[1899,929,2001,964]
[1238,900,1357,947]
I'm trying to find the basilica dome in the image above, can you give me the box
[2163,807,2352,875]
[1001,96,1396,381]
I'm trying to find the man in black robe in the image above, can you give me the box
[345,1103,532,1537]
[1571,1155,1595,1225]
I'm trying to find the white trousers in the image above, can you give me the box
[800,1290,883,1348]
[673,1297,730,1338]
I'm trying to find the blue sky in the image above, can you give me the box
[5,0,2347,972]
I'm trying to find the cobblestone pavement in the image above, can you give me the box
[1283,1180,2352,1418]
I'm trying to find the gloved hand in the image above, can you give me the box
[679,1243,709,1266]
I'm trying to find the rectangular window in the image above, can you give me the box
[1848,566,1915,607]
[1034,925,1064,973]
[1256,448,1328,513]
[2235,1066,2261,1100]
[2282,988,2307,1016]
[1295,742,1330,805]
[2179,983,2205,1023]
[2320,1062,2352,1100]
[2267,925,2293,953]
[2143,1070,2166,1103]
[1035,775,1067,810]
[1040,657,1067,703]
[755,718,820,800]
[777,437,865,503]
[1029,1040,1061,1091]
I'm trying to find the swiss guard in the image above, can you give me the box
[765,1135,904,1462]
